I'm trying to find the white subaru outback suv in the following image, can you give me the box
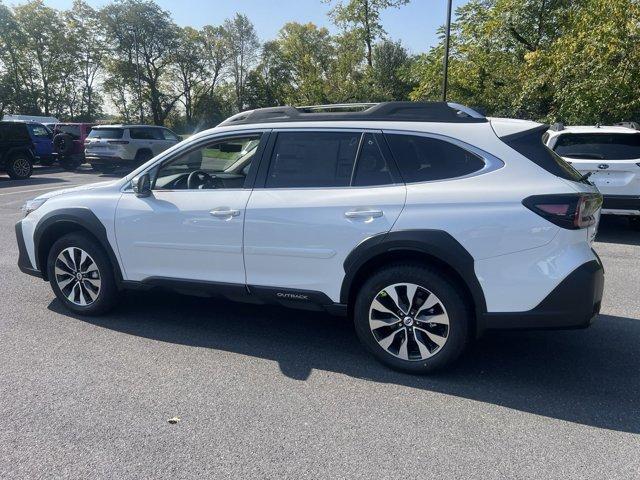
[545,124,640,228]
[16,102,604,373]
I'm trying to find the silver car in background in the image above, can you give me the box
[85,125,180,172]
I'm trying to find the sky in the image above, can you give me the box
[10,0,471,54]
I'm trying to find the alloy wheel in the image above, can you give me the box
[13,158,31,177]
[54,247,102,306]
[368,283,450,361]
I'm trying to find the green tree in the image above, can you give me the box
[325,0,409,67]
[223,13,260,111]
[101,0,180,125]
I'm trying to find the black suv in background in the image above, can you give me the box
[0,122,35,179]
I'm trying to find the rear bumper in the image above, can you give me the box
[601,195,640,215]
[87,155,135,167]
[479,257,604,331]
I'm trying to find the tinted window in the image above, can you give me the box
[554,133,640,160]
[88,128,124,139]
[154,135,261,190]
[353,133,395,186]
[266,131,360,188]
[130,128,162,140]
[162,129,180,141]
[503,128,583,182]
[0,123,29,141]
[29,124,51,138]
[385,134,485,182]
[56,124,81,137]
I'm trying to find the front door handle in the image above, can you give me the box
[344,209,383,219]
[210,208,240,218]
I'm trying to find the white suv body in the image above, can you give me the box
[16,103,604,373]
[545,125,640,219]
[85,125,180,172]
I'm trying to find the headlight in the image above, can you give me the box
[22,198,47,216]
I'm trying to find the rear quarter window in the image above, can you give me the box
[0,123,30,141]
[384,133,486,182]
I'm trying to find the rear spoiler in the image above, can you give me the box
[489,118,547,141]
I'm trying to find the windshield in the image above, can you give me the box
[554,133,640,160]
[89,128,124,139]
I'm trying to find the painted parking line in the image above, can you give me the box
[0,184,79,196]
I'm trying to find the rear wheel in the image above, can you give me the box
[47,232,119,315]
[6,154,33,179]
[353,264,471,373]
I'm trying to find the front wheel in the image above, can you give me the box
[6,154,33,179]
[47,233,119,315]
[353,264,471,374]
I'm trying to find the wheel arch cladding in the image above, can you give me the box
[34,208,123,283]
[341,230,487,320]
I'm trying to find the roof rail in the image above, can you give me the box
[550,122,565,131]
[218,101,487,127]
[614,121,640,130]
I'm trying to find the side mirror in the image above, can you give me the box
[132,173,152,198]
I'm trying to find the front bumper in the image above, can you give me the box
[479,257,604,331]
[15,221,42,278]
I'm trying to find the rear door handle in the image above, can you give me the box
[344,209,383,219]
[210,208,240,218]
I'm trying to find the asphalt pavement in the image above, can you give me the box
[1,166,639,479]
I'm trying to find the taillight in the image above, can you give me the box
[522,193,602,229]
[108,140,129,145]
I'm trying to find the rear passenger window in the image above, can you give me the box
[266,131,360,188]
[352,133,395,186]
[385,134,485,182]
[130,128,161,140]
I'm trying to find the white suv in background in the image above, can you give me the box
[16,102,604,373]
[545,124,640,228]
[85,125,180,172]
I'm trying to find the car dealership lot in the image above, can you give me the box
[1,167,639,479]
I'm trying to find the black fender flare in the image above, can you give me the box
[4,146,34,163]
[33,208,123,283]
[340,230,487,315]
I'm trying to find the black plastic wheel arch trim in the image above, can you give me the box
[32,208,124,283]
[340,229,487,316]
[15,221,42,278]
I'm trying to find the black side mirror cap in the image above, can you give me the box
[132,173,152,198]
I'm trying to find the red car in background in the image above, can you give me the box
[52,123,95,170]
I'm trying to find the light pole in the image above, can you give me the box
[441,0,453,102]
[134,30,144,123]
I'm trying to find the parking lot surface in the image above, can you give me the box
[1,167,639,479]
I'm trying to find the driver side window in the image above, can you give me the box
[153,134,262,190]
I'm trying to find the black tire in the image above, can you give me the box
[59,158,81,171]
[47,232,119,316]
[6,153,33,179]
[53,133,74,156]
[353,263,471,374]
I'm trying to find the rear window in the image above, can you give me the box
[88,128,124,139]
[56,124,81,137]
[502,127,584,182]
[385,134,486,182]
[553,133,640,160]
